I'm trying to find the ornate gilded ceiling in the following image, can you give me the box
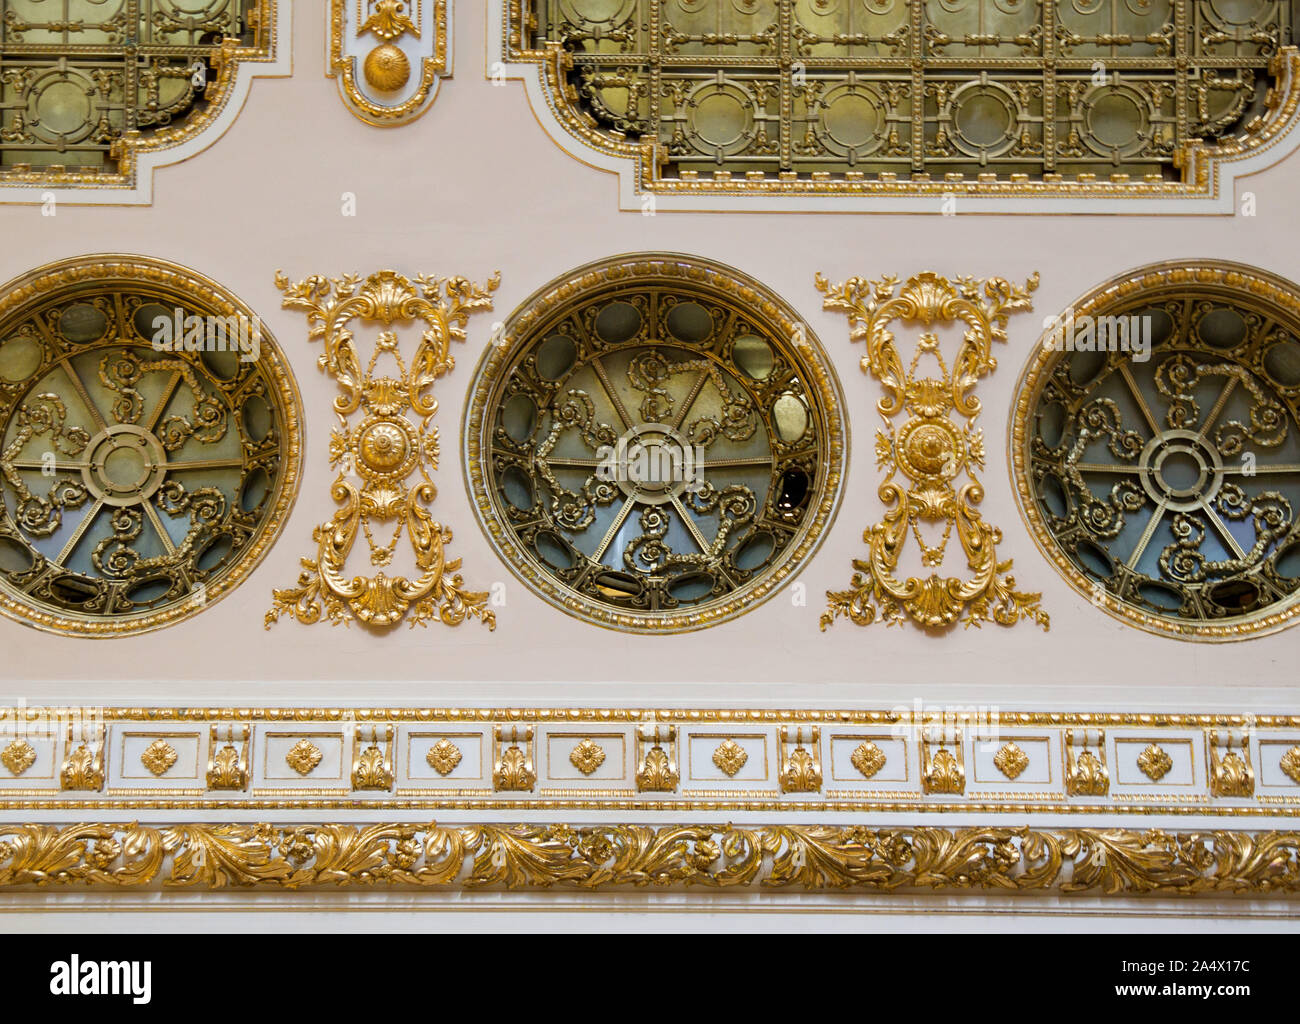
[1,4,1299,920]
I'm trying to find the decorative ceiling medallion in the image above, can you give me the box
[329,0,449,125]
[266,268,499,631]
[0,739,35,777]
[569,739,606,776]
[818,270,1048,632]
[712,739,748,778]
[426,738,462,776]
[0,1,289,205]
[1011,260,1300,641]
[1281,745,1300,784]
[139,739,178,777]
[0,255,302,637]
[993,741,1030,781]
[285,739,323,776]
[492,1,1300,213]
[464,254,846,633]
[850,741,886,780]
[1137,742,1173,781]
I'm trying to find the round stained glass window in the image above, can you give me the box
[0,255,302,636]
[464,254,847,632]
[1011,261,1300,640]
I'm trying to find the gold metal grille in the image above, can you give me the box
[1012,260,1300,641]
[519,0,1290,184]
[464,253,846,633]
[0,255,301,636]
[0,0,263,175]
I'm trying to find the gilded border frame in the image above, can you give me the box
[3,822,1298,896]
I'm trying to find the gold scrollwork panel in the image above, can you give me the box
[265,268,499,631]
[818,270,1047,631]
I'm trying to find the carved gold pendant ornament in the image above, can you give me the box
[817,270,1048,631]
[330,0,449,125]
[266,269,499,631]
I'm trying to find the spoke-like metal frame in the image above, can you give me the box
[463,253,847,633]
[1011,259,1300,641]
[0,255,302,637]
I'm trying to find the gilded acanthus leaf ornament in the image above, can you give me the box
[426,739,462,776]
[140,740,179,778]
[0,740,35,777]
[636,745,679,793]
[1067,751,1110,797]
[816,271,1048,632]
[60,732,104,792]
[266,269,500,632]
[5,824,1300,895]
[1207,732,1256,798]
[993,742,1030,781]
[352,744,394,791]
[493,746,536,793]
[850,741,886,780]
[206,745,248,792]
[923,747,966,795]
[779,747,822,794]
[1137,743,1174,782]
